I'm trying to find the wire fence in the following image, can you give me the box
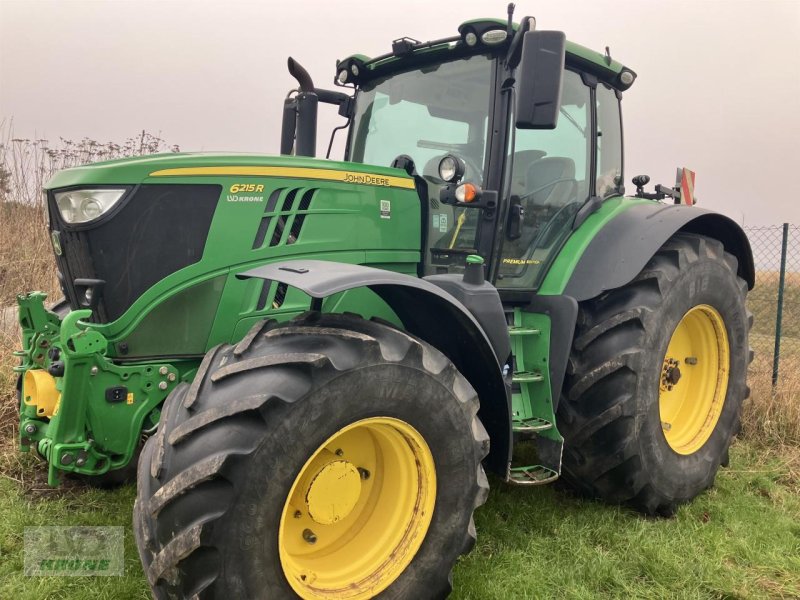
[745,224,800,387]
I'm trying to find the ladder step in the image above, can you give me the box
[512,371,544,383]
[508,326,541,336]
[512,417,553,433]
[508,464,559,486]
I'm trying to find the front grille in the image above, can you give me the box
[51,184,221,322]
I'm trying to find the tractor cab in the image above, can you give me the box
[282,15,636,291]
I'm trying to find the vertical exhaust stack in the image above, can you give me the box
[282,57,318,157]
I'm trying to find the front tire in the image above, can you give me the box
[558,233,751,515]
[134,313,489,599]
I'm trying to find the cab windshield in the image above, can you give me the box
[349,54,494,274]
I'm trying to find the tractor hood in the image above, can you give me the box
[45,153,413,189]
[43,153,420,335]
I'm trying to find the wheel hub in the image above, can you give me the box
[661,359,682,390]
[305,460,362,525]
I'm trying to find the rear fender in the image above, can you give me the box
[563,203,755,301]
[238,260,512,476]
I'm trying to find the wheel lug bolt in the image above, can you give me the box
[335,448,343,456]
[294,510,302,519]
[302,529,317,544]
[685,357,698,365]
[358,467,370,480]
[662,421,672,431]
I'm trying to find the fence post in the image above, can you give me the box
[772,222,790,389]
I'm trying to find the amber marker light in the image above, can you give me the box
[455,183,479,203]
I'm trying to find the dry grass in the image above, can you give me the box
[0,202,53,470]
[0,122,179,468]
[0,201,59,304]
[744,333,800,445]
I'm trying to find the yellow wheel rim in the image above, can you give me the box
[659,304,730,455]
[278,417,437,599]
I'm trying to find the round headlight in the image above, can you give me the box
[350,64,359,76]
[81,198,103,221]
[84,287,93,305]
[620,70,635,86]
[464,31,478,47]
[337,69,349,84]
[438,155,464,183]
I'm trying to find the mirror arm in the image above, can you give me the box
[505,16,535,69]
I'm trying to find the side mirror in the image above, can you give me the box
[515,31,566,130]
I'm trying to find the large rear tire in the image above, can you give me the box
[558,233,751,515]
[134,312,489,599]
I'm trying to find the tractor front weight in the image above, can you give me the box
[15,293,184,486]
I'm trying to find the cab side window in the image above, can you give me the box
[498,70,591,288]
[510,70,591,203]
[595,84,623,197]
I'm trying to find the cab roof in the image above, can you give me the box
[336,16,635,92]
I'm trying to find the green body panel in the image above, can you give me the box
[49,155,420,352]
[537,196,652,296]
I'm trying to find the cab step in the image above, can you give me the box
[512,416,553,433]
[512,370,544,383]
[508,326,540,336]
[508,464,560,486]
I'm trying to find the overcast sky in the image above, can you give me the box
[1,0,798,227]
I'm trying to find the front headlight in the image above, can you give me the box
[53,188,127,224]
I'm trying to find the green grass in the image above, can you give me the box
[1,442,797,599]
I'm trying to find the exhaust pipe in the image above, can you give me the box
[282,57,318,157]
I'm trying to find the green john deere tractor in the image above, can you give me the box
[15,9,753,599]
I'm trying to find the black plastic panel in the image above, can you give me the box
[53,184,220,322]
[563,203,755,301]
